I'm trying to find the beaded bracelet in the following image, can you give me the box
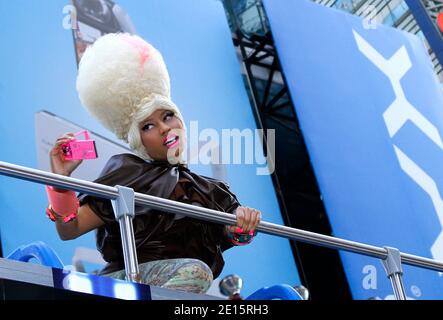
[45,205,78,223]
[227,227,257,246]
[45,185,79,223]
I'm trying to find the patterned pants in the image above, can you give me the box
[104,258,213,294]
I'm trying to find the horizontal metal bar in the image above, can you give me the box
[2,160,443,273]
[0,161,117,199]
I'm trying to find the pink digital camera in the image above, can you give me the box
[61,130,98,161]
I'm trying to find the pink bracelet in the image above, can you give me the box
[227,227,257,246]
[45,185,79,223]
[46,205,77,223]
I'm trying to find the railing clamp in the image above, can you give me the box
[381,246,407,300]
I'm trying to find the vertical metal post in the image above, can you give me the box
[111,185,140,282]
[381,246,407,300]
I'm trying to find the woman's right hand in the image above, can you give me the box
[49,133,83,177]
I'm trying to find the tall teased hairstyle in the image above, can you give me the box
[76,33,187,162]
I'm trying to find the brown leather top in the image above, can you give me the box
[78,153,240,278]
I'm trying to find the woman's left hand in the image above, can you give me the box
[228,206,261,234]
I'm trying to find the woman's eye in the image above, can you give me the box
[142,123,153,131]
[164,112,174,121]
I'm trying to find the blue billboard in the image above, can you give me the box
[0,0,300,297]
[263,0,443,299]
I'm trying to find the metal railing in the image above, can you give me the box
[2,160,443,299]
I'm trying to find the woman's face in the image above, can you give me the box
[139,108,184,162]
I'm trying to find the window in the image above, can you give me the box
[383,1,409,26]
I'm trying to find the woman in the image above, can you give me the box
[45,33,261,294]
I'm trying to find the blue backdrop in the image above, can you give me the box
[263,0,443,299]
[0,0,300,296]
